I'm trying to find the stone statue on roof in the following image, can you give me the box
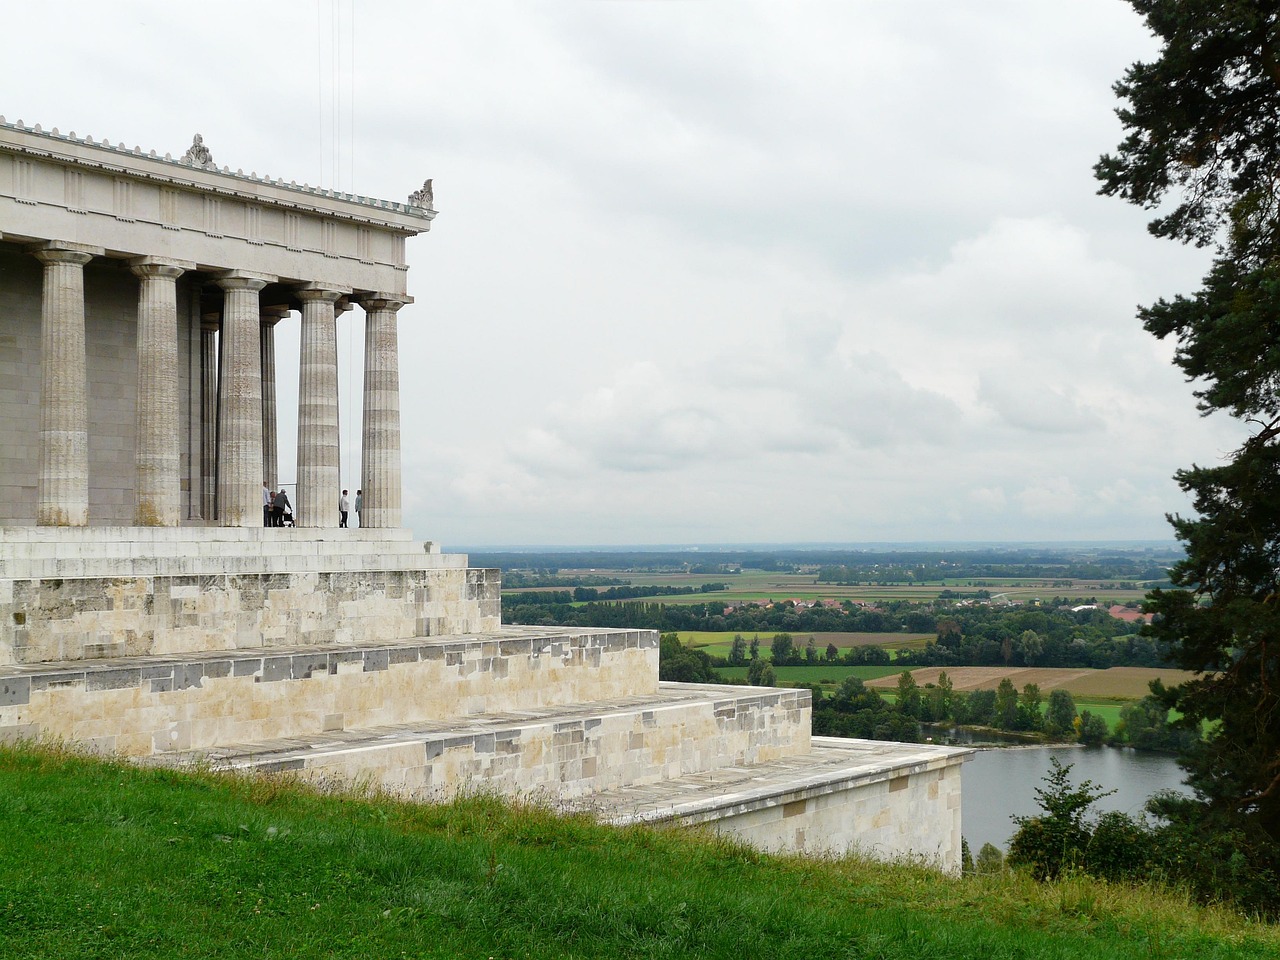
[181,133,213,167]
[408,179,433,208]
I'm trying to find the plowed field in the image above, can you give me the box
[865,665,1195,698]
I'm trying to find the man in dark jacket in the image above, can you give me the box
[272,488,291,527]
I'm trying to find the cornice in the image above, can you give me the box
[0,117,437,235]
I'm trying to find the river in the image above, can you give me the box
[959,743,1190,853]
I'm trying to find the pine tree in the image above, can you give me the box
[1098,1,1280,850]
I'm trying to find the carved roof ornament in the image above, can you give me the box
[180,133,214,168]
[408,179,433,208]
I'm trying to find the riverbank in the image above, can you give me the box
[1,742,1272,958]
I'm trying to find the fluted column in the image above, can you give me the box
[215,271,273,526]
[186,288,204,521]
[201,314,220,523]
[129,257,192,526]
[259,306,288,491]
[32,242,102,526]
[358,295,409,529]
[295,285,348,527]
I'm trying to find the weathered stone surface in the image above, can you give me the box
[0,628,660,754]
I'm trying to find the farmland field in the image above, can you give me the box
[535,569,1152,606]
[713,664,904,684]
[865,666,1195,700]
[675,631,932,660]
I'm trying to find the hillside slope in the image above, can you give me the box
[0,744,1273,959]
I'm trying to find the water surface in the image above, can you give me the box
[961,744,1189,853]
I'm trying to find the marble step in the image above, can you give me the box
[0,628,660,755]
[0,528,464,579]
[578,736,973,859]
[149,682,814,801]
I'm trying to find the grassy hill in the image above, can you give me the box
[1,743,1274,959]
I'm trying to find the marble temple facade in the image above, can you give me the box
[0,118,970,869]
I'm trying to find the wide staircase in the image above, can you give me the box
[0,536,970,864]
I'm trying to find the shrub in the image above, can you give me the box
[1007,758,1113,880]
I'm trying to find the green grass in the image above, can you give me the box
[0,743,1274,958]
[1073,699,1125,732]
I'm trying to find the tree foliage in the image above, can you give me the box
[1099,1,1280,858]
[1044,689,1078,739]
[1007,758,1116,881]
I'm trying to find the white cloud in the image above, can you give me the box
[0,0,1249,545]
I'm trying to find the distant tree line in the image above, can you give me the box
[504,583,727,607]
[505,596,936,634]
[656,633,1186,751]
[808,673,1189,753]
[501,571,629,589]
[815,558,1171,585]
[810,673,1098,744]
[509,595,1170,670]
[472,546,1181,580]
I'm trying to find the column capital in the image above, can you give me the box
[215,270,274,293]
[297,282,352,304]
[30,241,103,266]
[260,305,291,325]
[354,292,412,312]
[129,256,195,281]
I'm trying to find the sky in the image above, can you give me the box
[0,1,1247,547]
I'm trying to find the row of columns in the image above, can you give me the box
[30,241,405,529]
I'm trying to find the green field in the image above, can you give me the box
[1073,699,1125,731]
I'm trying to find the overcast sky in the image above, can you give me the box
[2,2,1245,546]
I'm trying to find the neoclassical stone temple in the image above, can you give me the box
[0,119,970,867]
[0,120,413,530]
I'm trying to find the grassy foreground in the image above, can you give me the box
[1,745,1275,959]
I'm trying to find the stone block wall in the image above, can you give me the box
[688,743,966,871]
[0,629,659,755]
[236,686,811,802]
[0,565,502,664]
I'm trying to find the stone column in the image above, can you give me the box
[214,271,274,526]
[259,306,289,491]
[358,295,409,530]
[201,313,220,523]
[186,289,204,521]
[295,285,348,527]
[129,257,193,526]
[32,242,103,526]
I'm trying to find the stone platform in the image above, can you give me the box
[0,532,972,868]
[0,528,500,664]
[585,737,969,860]
[149,682,813,801]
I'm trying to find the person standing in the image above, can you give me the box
[262,481,272,527]
[354,489,362,528]
[272,488,290,527]
[339,489,350,528]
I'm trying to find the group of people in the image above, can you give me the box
[261,483,362,528]
[338,489,361,528]
[260,482,289,526]
[262,482,292,526]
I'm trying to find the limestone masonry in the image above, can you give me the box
[0,118,970,867]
